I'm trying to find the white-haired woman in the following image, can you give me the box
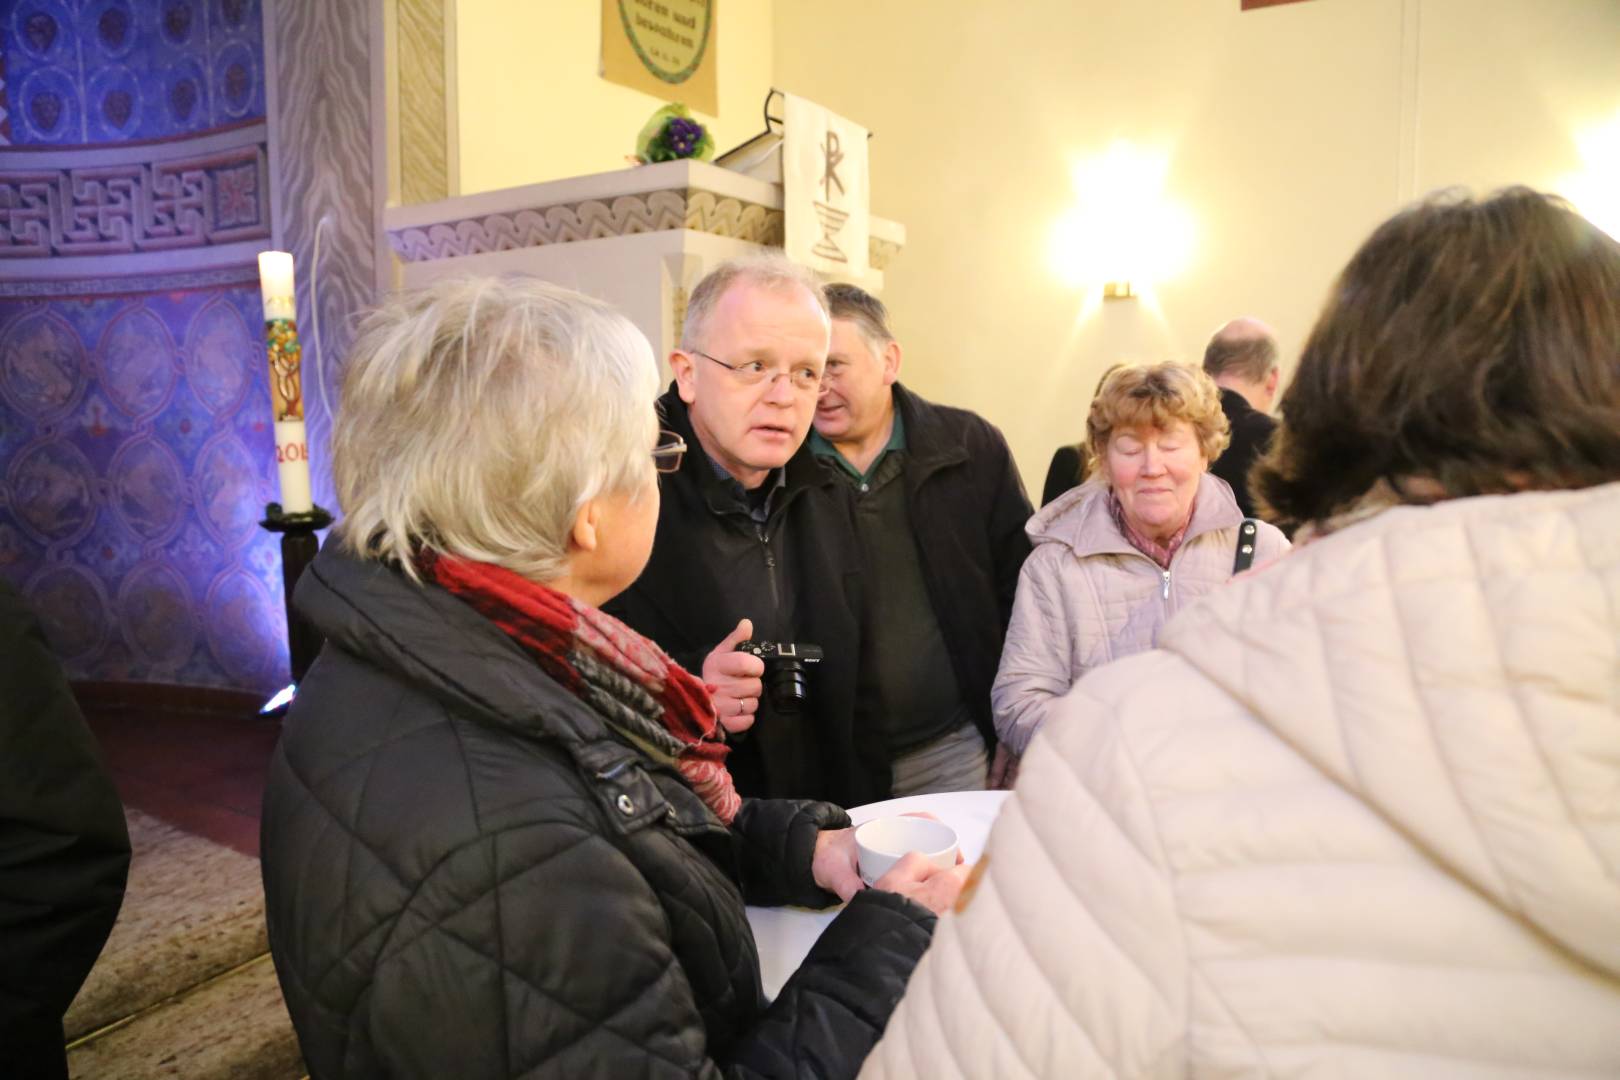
[259,277,964,1079]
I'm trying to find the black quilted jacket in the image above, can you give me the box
[261,547,937,1079]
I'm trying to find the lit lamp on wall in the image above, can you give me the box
[1557,108,1620,241]
[1049,141,1195,304]
[257,250,332,709]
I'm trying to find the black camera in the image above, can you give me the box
[736,640,824,715]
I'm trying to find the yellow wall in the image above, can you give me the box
[774,0,1620,492]
[456,0,774,193]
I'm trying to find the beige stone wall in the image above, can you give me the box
[455,0,775,194]
[773,0,1620,491]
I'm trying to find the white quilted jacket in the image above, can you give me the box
[863,482,1620,1079]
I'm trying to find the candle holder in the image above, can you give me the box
[261,501,334,684]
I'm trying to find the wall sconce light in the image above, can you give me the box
[1558,108,1620,241]
[1049,141,1195,301]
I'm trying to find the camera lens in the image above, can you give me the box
[769,659,809,714]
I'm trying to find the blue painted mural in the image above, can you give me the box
[0,285,288,690]
[2,0,266,146]
[0,0,289,692]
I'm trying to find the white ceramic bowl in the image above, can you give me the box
[854,816,959,885]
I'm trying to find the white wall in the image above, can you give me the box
[774,0,1620,491]
[456,0,775,194]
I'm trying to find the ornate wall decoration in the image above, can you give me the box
[192,429,260,549]
[269,0,380,516]
[3,0,266,147]
[0,138,271,258]
[24,562,109,663]
[686,190,784,246]
[204,567,277,683]
[385,186,907,272]
[107,435,187,543]
[117,562,197,671]
[0,6,293,691]
[6,434,98,546]
[0,281,288,692]
[0,264,259,299]
[388,189,788,262]
[0,306,87,418]
[96,305,177,418]
[183,294,253,416]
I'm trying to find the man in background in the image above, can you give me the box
[605,254,890,807]
[811,283,1032,792]
[1202,316,1281,517]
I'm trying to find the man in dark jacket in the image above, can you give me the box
[605,255,893,807]
[1202,316,1281,518]
[0,581,131,1080]
[811,284,1033,792]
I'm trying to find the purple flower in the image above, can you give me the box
[663,117,704,157]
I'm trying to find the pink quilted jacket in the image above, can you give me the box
[992,473,1289,754]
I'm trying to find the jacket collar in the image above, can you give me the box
[1219,386,1264,422]
[1028,472,1244,560]
[295,544,721,836]
[892,383,969,478]
[658,383,832,519]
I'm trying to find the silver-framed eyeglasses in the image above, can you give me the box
[653,430,687,473]
[688,348,823,394]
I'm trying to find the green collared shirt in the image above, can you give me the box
[808,408,906,489]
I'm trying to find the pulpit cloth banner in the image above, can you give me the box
[782,93,870,278]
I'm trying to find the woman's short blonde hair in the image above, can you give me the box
[1085,362,1230,477]
[333,276,660,582]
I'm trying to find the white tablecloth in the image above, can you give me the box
[745,789,1011,1000]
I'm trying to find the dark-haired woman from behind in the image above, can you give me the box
[863,187,1620,1078]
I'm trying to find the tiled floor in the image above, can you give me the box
[84,699,280,858]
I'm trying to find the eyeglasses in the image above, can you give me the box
[688,349,823,394]
[653,430,686,473]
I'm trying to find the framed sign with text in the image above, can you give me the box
[601,0,718,115]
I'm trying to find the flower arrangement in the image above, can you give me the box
[633,103,714,164]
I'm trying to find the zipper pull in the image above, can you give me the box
[1161,569,1171,600]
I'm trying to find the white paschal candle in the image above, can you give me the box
[257,251,314,513]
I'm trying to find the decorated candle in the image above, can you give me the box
[257,251,313,513]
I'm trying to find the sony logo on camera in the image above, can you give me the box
[735,640,824,715]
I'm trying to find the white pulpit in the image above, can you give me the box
[383,160,905,363]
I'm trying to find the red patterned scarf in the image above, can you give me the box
[418,551,740,825]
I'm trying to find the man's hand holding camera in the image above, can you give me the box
[703,619,764,734]
[703,621,827,734]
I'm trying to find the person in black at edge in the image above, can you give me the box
[0,580,131,1080]
[605,253,892,808]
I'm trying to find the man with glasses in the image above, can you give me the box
[605,254,890,807]
[812,284,1033,792]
